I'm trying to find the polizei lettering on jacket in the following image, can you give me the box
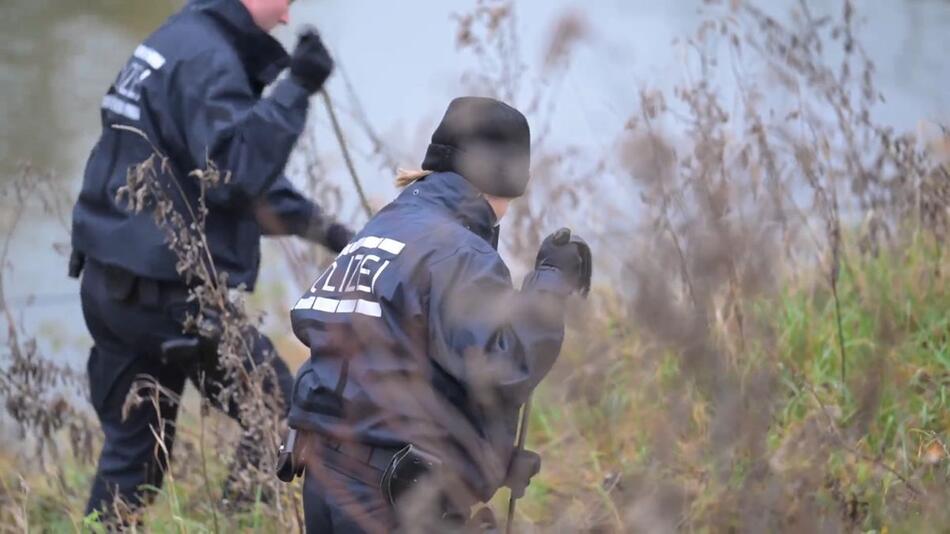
[292,236,405,318]
[101,44,166,121]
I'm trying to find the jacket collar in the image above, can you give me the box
[400,172,499,245]
[193,0,290,92]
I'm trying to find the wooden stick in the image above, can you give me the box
[506,398,532,534]
[320,89,373,219]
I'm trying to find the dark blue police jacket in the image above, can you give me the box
[72,0,327,289]
[288,172,573,501]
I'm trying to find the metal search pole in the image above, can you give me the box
[505,398,532,534]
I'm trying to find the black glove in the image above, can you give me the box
[505,449,541,499]
[325,223,354,253]
[290,26,334,93]
[535,228,592,296]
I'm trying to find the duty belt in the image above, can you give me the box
[320,437,395,487]
[278,430,493,527]
[277,429,395,486]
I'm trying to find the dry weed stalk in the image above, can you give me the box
[0,166,95,468]
[113,125,295,527]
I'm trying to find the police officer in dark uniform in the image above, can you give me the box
[283,97,592,533]
[70,0,352,517]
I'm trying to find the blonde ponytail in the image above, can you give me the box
[395,169,433,188]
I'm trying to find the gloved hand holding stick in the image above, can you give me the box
[292,25,374,220]
[507,228,592,534]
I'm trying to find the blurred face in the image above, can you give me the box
[241,0,292,32]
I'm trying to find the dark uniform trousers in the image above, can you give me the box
[303,466,394,534]
[299,440,486,534]
[302,473,482,534]
[80,259,293,515]
[302,472,492,534]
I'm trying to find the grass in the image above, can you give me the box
[511,233,949,531]
[1,234,948,532]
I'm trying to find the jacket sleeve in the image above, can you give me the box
[173,50,311,207]
[427,247,572,410]
[253,174,333,243]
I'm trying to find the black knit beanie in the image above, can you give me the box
[421,97,531,198]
